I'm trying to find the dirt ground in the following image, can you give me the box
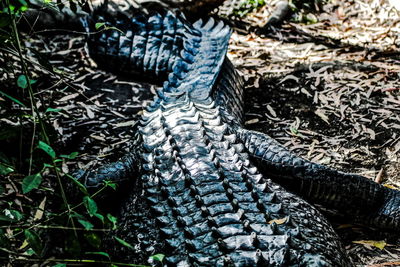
[1,0,400,265]
[228,0,400,264]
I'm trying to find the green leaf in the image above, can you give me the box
[85,251,110,259]
[25,248,35,255]
[95,22,105,30]
[114,236,134,250]
[52,67,63,74]
[0,162,14,175]
[290,126,299,135]
[69,152,78,159]
[0,90,26,107]
[83,196,98,217]
[65,173,88,195]
[353,240,387,250]
[17,0,28,6]
[10,210,24,221]
[0,185,4,194]
[45,107,62,113]
[94,22,124,35]
[8,5,15,13]
[95,213,104,223]
[150,253,165,262]
[305,13,318,24]
[24,230,43,256]
[52,264,67,267]
[70,211,85,220]
[38,141,56,159]
[22,173,42,194]
[84,233,101,248]
[17,75,28,89]
[107,214,117,230]
[78,219,94,230]
[104,180,117,190]
[4,209,24,221]
[60,152,78,159]
[20,5,28,12]
[43,163,53,168]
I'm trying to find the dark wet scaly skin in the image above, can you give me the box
[74,6,400,266]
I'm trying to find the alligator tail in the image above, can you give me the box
[214,59,245,126]
[237,128,400,230]
[159,17,232,99]
[84,7,202,81]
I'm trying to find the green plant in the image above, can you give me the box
[0,0,136,265]
[234,0,266,17]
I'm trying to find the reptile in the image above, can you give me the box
[72,3,400,266]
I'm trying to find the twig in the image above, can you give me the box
[367,262,400,267]
[0,253,149,267]
[0,225,110,231]
[7,0,49,174]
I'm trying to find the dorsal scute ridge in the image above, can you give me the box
[163,97,194,113]
[163,11,176,34]
[162,16,232,101]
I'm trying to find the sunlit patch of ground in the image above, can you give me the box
[228,0,400,264]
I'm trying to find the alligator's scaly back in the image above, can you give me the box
[136,13,351,266]
[79,7,356,265]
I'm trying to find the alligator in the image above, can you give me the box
[74,4,400,266]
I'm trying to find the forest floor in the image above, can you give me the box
[1,0,400,266]
[230,0,400,265]
[229,0,400,265]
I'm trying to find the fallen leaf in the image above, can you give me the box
[367,261,400,267]
[34,197,46,221]
[19,239,29,250]
[90,135,106,142]
[383,184,400,190]
[352,240,386,250]
[85,106,95,119]
[57,93,79,102]
[268,217,287,225]
[114,120,137,128]
[314,109,330,124]
[337,224,354,229]
[266,104,277,117]
[245,118,259,125]
[278,75,299,84]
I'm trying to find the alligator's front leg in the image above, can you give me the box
[74,153,139,188]
[236,128,400,230]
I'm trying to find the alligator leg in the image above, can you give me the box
[74,153,139,188]
[236,128,400,230]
